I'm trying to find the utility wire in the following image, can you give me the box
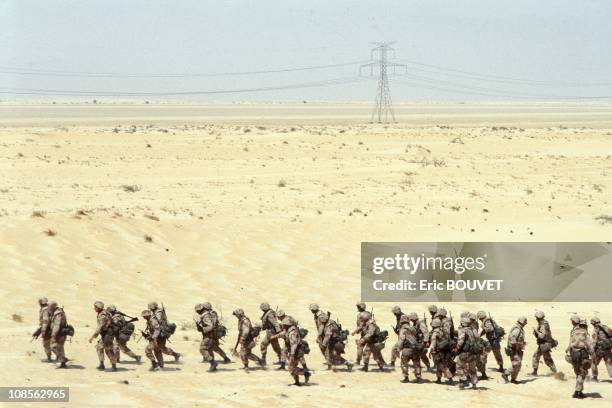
[0,60,370,78]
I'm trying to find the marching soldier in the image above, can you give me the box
[358,311,386,371]
[531,311,557,376]
[427,305,438,325]
[232,308,264,370]
[259,302,284,367]
[566,317,594,399]
[351,302,367,365]
[410,312,432,372]
[88,301,117,371]
[429,318,454,384]
[48,300,68,368]
[470,313,490,380]
[502,316,527,384]
[275,311,309,372]
[280,317,311,386]
[590,317,612,381]
[389,306,405,367]
[309,304,327,357]
[455,316,479,389]
[195,302,231,372]
[107,305,141,363]
[147,301,181,362]
[397,314,422,383]
[318,313,353,371]
[477,310,504,372]
[37,297,52,361]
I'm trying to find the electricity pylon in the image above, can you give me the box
[360,42,406,123]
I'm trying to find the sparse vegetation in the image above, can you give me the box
[44,229,57,237]
[595,215,612,225]
[122,184,141,193]
[31,210,45,218]
[144,234,153,243]
[278,179,286,187]
[11,314,23,322]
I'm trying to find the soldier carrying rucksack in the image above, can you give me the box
[195,302,231,372]
[107,304,141,363]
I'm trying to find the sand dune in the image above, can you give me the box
[0,104,611,407]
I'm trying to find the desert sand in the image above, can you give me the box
[0,103,611,407]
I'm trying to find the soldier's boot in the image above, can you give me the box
[346,361,354,371]
[58,362,67,369]
[116,354,121,363]
[400,376,410,383]
[389,359,396,368]
[360,363,369,372]
[498,364,504,372]
[293,375,301,386]
[414,376,423,384]
[223,356,231,364]
[531,368,538,376]
[510,379,519,384]
[135,355,142,363]
[208,360,218,372]
[480,373,489,380]
[326,364,332,370]
[592,375,598,382]
[257,357,266,367]
[111,363,117,372]
[46,353,52,362]
[501,372,509,383]
[445,378,455,385]
[173,352,181,362]
[149,361,158,371]
[275,362,286,371]
[158,361,165,369]
[550,364,557,373]
[97,362,105,371]
[377,363,385,371]
[435,377,442,384]
[304,370,311,384]
[572,391,585,399]
[426,364,432,372]
[459,381,469,389]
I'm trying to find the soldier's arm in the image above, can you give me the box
[92,315,106,337]
[395,328,406,350]
[421,321,431,342]
[536,324,547,340]
[456,329,466,350]
[429,332,438,353]
[321,327,332,348]
[41,311,50,333]
[270,314,281,333]
[151,319,161,339]
[483,320,494,335]
[201,315,215,333]
[362,325,375,342]
[50,315,61,337]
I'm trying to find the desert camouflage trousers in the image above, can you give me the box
[96,334,117,364]
[51,336,67,363]
[199,337,229,362]
[457,352,478,385]
[592,351,612,378]
[363,342,385,368]
[400,348,421,379]
[261,330,285,362]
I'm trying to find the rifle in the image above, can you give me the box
[449,311,456,339]
[137,329,151,343]
[31,327,42,342]
[391,325,399,335]
[161,302,168,322]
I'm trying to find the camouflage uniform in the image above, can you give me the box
[477,311,504,371]
[469,313,490,380]
[389,306,405,367]
[38,297,52,360]
[429,319,454,383]
[148,302,180,361]
[352,302,367,365]
[502,317,527,383]
[566,317,594,399]
[359,312,386,371]
[233,309,263,369]
[309,304,327,357]
[531,311,557,375]
[92,301,117,370]
[455,317,479,388]
[319,313,352,370]
[397,315,422,383]
[591,317,612,380]
[259,303,284,365]
[108,305,140,362]
[282,319,311,386]
[195,303,229,371]
[49,301,68,367]
[412,312,432,371]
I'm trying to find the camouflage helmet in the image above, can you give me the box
[141,310,152,318]
[48,300,58,308]
[437,308,447,317]
[260,302,270,312]
[318,313,329,323]
[468,313,477,321]
[94,301,104,310]
[309,303,319,312]
[201,302,212,311]
[400,315,410,324]
[38,297,48,305]
[356,302,366,310]
[232,308,244,317]
[281,317,295,327]
[359,311,371,321]
[517,316,527,325]
[579,319,587,327]
[591,317,601,325]
[534,311,545,319]
[431,319,441,328]
[277,310,286,318]
[570,315,581,324]
[460,317,471,326]
[148,301,158,310]
[460,311,469,318]
[408,312,418,321]
[477,311,487,320]
[195,303,206,313]
[427,305,438,314]
[392,306,402,315]
[107,304,117,313]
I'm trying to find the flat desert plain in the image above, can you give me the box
[0,103,611,407]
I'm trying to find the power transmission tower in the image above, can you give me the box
[360,42,406,123]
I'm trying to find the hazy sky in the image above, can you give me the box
[2,0,612,101]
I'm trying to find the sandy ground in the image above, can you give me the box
[0,103,611,407]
